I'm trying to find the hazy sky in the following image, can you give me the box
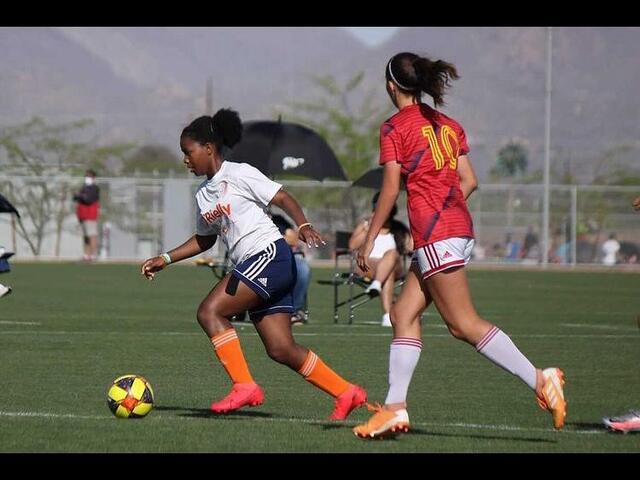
[341,27,400,46]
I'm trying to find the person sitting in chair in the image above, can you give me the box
[349,192,411,327]
[271,213,311,325]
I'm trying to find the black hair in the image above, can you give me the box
[85,169,97,177]
[181,108,243,151]
[385,52,459,107]
[372,191,398,219]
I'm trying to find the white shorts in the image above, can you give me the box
[80,220,98,237]
[412,237,475,280]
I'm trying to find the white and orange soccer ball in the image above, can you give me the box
[107,374,155,418]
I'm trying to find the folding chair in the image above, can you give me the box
[315,231,377,324]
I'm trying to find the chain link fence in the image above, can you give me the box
[0,176,638,267]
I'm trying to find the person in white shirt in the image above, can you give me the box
[141,109,366,418]
[601,233,620,266]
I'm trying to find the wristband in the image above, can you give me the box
[297,222,312,232]
[160,253,172,264]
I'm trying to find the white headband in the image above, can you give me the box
[387,58,412,91]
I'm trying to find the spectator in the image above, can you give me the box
[271,213,311,325]
[504,233,521,262]
[520,226,539,260]
[601,233,620,266]
[349,192,410,327]
[73,169,100,262]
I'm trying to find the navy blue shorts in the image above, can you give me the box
[231,238,297,320]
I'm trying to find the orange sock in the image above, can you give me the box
[297,351,350,397]
[211,329,254,384]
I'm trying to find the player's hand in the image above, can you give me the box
[298,225,325,248]
[633,196,640,211]
[356,240,374,273]
[141,256,167,281]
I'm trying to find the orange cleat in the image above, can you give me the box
[536,368,567,430]
[353,403,410,439]
[210,382,264,414]
[329,384,367,420]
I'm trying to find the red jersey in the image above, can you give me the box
[74,184,100,221]
[379,103,474,248]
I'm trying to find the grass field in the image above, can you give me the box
[0,263,638,453]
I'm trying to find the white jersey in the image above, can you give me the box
[195,161,284,265]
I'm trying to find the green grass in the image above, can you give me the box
[0,263,639,452]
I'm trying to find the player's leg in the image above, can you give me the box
[353,263,429,438]
[199,269,266,414]
[426,256,566,429]
[251,295,366,420]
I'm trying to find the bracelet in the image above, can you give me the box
[297,222,312,232]
[160,253,172,265]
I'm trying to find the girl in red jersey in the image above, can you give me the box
[353,52,566,438]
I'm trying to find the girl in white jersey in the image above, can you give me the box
[141,109,366,419]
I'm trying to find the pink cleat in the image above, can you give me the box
[603,410,640,434]
[210,382,264,414]
[329,384,367,421]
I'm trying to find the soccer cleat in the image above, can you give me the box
[536,367,567,430]
[353,403,410,439]
[210,382,264,414]
[0,285,12,298]
[603,410,640,434]
[329,384,367,420]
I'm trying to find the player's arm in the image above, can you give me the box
[457,154,478,200]
[141,234,217,280]
[270,189,325,248]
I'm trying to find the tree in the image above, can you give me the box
[275,73,394,181]
[0,117,134,256]
[489,140,530,234]
[121,144,182,176]
[490,141,529,180]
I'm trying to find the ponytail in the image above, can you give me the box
[386,52,459,108]
[181,108,243,150]
[413,57,459,107]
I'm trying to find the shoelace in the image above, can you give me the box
[365,402,386,413]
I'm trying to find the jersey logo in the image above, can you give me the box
[257,277,268,287]
[282,156,305,170]
[202,203,231,225]
[442,251,452,260]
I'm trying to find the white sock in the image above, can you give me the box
[381,312,391,326]
[384,337,423,405]
[368,280,381,291]
[476,326,537,390]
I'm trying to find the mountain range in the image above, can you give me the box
[1,26,638,182]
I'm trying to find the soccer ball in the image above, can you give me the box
[107,374,154,418]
